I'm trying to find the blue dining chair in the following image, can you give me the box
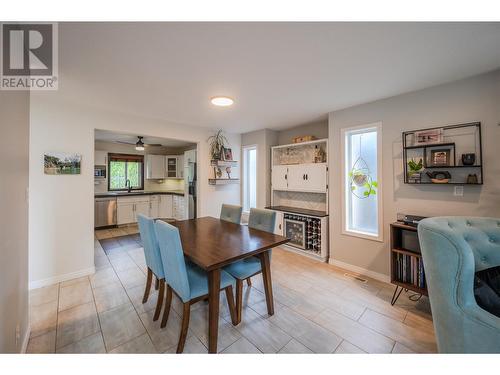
[224,208,276,323]
[137,214,165,321]
[220,204,243,224]
[154,220,238,353]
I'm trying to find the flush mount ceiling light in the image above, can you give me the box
[135,136,145,151]
[211,96,234,107]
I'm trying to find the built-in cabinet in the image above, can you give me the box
[145,154,184,180]
[275,163,327,193]
[95,151,108,166]
[116,194,185,224]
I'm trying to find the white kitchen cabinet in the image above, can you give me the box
[149,195,160,218]
[271,165,288,190]
[158,194,173,218]
[117,201,135,225]
[145,155,166,179]
[173,195,186,220]
[177,155,184,178]
[287,164,327,193]
[184,149,196,164]
[134,201,150,220]
[274,211,284,235]
[166,156,178,178]
[95,151,107,166]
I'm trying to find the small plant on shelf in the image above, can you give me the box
[207,129,228,160]
[407,158,424,183]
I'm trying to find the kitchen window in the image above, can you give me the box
[108,153,144,191]
[341,123,382,241]
[243,145,257,212]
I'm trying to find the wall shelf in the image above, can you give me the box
[402,122,483,185]
[208,178,239,185]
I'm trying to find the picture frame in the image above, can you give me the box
[414,128,443,145]
[427,145,455,167]
[222,147,233,161]
[44,152,82,175]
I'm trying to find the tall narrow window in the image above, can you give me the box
[108,154,144,191]
[243,145,257,212]
[342,123,382,240]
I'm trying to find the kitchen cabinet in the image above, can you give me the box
[95,151,107,166]
[274,211,284,235]
[166,156,178,178]
[177,155,184,178]
[286,164,327,193]
[271,165,288,190]
[117,200,135,225]
[145,155,166,179]
[134,201,150,220]
[173,195,186,220]
[149,195,159,218]
[158,194,173,218]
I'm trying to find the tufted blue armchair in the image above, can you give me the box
[418,217,500,353]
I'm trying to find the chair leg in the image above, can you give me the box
[153,279,165,321]
[235,279,243,324]
[155,277,159,290]
[161,285,173,328]
[225,285,238,325]
[177,302,191,353]
[142,268,153,303]
[246,277,252,287]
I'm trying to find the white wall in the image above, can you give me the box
[0,91,30,352]
[328,70,500,279]
[29,95,240,288]
[277,120,328,145]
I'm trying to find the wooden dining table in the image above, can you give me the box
[171,216,290,353]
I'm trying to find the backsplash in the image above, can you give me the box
[94,177,184,193]
[272,190,327,211]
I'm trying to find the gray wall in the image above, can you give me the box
[0,91,30,352]
[328,69,500,278]
[277,120,328,145]
[241,129,278,208]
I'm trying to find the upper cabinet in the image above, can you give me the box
[271,139,328,194]
[145,154,166,179]
[177,155,184,178]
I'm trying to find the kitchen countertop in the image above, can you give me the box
[95,190,185,198]
[265,205,328,218]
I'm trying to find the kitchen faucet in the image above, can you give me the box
[125,179,131,193]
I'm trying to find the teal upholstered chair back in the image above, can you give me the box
[154,220,191,302]
[248,208,276,233]
[220,204,243,224]
[418,217,500,353]
[137,214,165,279]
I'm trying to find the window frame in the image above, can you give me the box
[107,153,145,192]
[242,144,258,213]
[340,122,383,242]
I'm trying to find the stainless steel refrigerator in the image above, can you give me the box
[184,150,197,219]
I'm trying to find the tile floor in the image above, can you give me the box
[27,226,436,354]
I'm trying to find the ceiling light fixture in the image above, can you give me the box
[211,96,234,107]
[135,136,145,151]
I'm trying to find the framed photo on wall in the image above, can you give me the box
[222,147,233,161]
[414,128,443,145]
[427,145,455,167]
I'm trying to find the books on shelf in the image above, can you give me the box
[394,253,426,289]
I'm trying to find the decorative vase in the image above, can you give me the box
[461,153,476,166]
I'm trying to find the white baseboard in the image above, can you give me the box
[328,258,390,284]
[20,325,31,353]
[29,266,95,290]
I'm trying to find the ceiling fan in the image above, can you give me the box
[116,136,162,151]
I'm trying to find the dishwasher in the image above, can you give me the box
[94,197,117,228]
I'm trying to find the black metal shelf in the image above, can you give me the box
[402,122,483,185]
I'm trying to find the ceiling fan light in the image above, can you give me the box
[135,136,145,151]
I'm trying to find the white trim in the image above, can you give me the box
[271,138,328,150]
[242,144,258,212]
[20,325,31,353]
[29,266,95,290]
[328,258,390,284]
[340,122,383,242]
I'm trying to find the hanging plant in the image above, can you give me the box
[348,134,378,199]
[207,129,228,160]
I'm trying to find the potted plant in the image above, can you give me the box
[407,158,424,183]
[207,129,228,161]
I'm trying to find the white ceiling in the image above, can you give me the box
[60,22,500,133]
[94,129,195,148]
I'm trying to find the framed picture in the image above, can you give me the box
[222,147,233,161]
[44,152,82,175]
[414,128,443,145]
[427,146,455,167]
